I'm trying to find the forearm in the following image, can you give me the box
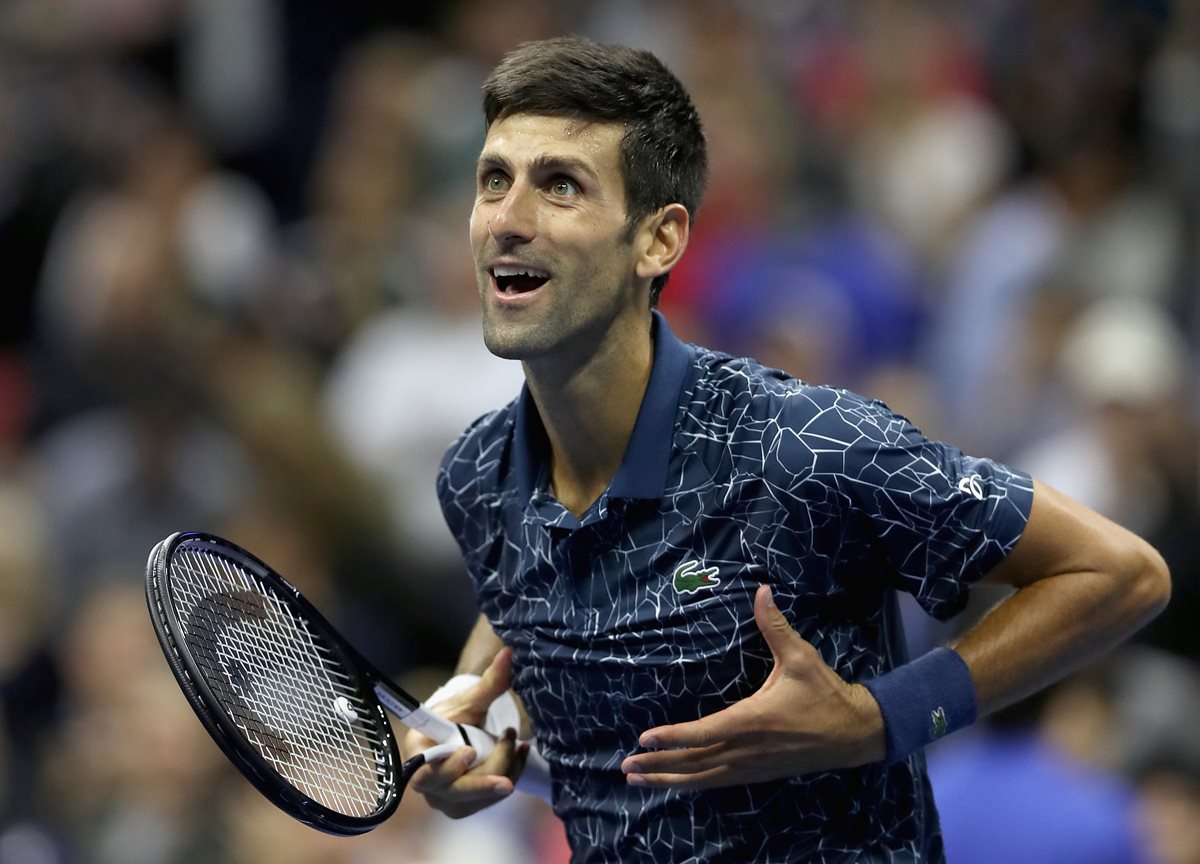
[864,480,1169,764]
[952,545,1169,717]
[456,614,505,676]
[951,480,1169,718]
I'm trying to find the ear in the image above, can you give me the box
[634,204,690,282]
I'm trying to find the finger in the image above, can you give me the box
[410,731,521,798]
[401,727,440,761]
[636,703,748,752]
[477,646,514,702]
[474,727,521,787]
[621,742,729,777]
[493,729,530,786]
[422,770,516,806]
[409,745,478,794]
[753,583,806,666]
[624,764,742,791]
[418,742,465,763]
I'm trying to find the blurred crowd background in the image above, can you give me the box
[1,0,1199,861]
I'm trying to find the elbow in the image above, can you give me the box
[1122,537,1171,630]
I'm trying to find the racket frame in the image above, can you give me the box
[146,531,408,835]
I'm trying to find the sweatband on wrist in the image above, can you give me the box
[861,647,978,764]
[426,673,522,739]
[427,674,552,802]
[426,674,482,708]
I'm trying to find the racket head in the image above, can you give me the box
[145,531,404,835]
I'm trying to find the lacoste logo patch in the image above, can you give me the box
[930,706,948,740]
[672,561,721,595]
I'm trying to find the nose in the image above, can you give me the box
[487,183,536,246]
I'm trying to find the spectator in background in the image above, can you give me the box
[30,104,260,601]
[923,0,1180,457]
[272,31,441,362]
[0,479,64,864]
[1014,295,1200,663]
[322,178,525,656]
[1137,750,1200,864]
[39,579,227,864]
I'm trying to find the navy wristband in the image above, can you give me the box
[861,647,978,764]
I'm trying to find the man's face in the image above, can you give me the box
[470,113,644,363]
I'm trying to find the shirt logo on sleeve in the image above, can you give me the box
[673,561,721,595]
[956,474,984,500]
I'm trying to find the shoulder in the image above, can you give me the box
[686,347,901,450]
[688,347,835,422]
[437,399,519,500]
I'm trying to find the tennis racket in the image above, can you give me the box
[144,530,495,835]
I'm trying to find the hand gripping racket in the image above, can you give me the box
[144,531,495,835]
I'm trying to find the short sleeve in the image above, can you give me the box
[801,390,1034,620]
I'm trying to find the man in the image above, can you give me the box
[403,35,1170,862]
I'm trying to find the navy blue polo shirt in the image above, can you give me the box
[437,312,1033,863]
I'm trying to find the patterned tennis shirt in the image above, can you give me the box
[437,312,1034,863]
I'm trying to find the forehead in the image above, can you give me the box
[478,113,625,174]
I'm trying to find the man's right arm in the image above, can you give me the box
[456,613,507,675]
[402,616,531,818]
[405,614,547,816]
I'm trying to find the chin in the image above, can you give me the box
[483,339,526,361]
[482,322,549,361]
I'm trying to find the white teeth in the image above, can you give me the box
[492,265,549,278]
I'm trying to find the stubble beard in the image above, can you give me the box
[478,277,565,361]
[481,314,559,360]
[476,248,637,363]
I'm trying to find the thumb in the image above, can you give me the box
[477,645,514,702]
[753,584,805,665]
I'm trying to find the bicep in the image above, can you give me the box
[982,479,1159,589]
[953,479,1169,713]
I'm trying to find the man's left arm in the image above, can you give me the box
[620,479,1170,788]
[951,479,1169,716]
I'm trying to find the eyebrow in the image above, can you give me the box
[476,153,600,183]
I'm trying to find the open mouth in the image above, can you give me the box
[492,265,550,296]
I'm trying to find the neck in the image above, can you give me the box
[523,313,654,517]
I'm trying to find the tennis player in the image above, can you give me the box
[403,36,1171,863]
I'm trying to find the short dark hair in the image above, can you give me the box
[482,35,708,306]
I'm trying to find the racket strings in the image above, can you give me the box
[169,545,392,818]
[186,554,385,812]
[178,551,385,815]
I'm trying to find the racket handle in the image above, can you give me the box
[375,686,496,765]
[412,724,494,769]
[419,742,465,763]
[413,723,495,768]
[456,722,495,763]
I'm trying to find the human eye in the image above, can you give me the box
[480,170,510,194]
[548,176,579,198]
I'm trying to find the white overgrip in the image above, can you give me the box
[375,684,457,742]
[375,683,495,765]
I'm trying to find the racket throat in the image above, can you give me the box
[374,684,459,743]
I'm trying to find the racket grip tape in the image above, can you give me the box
[376,687,496,766]
[375,687,458,740]
[412,723,495,768]
[455,722,496,762]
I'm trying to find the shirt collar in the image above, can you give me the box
[514,310,693,504]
